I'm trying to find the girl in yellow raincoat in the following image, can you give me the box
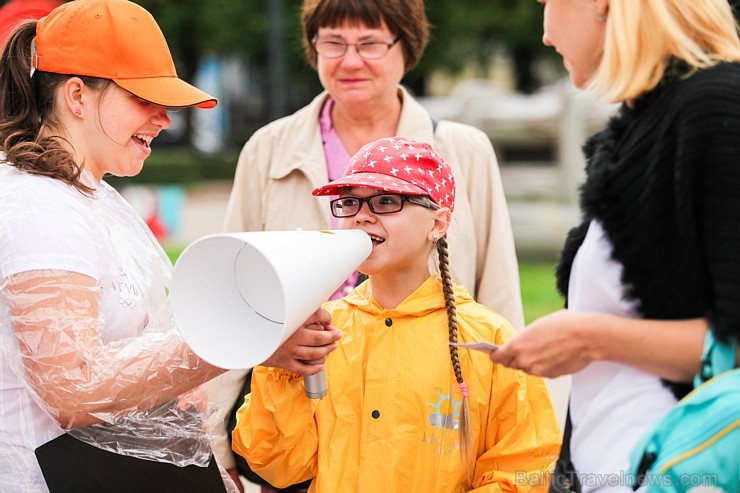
[232,137,561,492]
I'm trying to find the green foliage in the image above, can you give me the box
[138,0,315,89]
[137,0,554,97]
[410,0,554,92]
[420,0,544,70]
[105,147,238,187]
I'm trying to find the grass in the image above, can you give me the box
[519,261,564,325]
[166,246,562,326]
[165,246,183,265]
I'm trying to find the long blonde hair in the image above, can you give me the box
[590,0,740,101]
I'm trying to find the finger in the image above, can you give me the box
[304,321,327,331]
[299,327,341,347]
[293,341,338,362]
[297,362,325,376]
[324,325,342,343]
[285,359,324,376]
[304,308,332,328]
[488,344,512,364]
[303,355,329,366]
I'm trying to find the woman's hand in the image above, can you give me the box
[260,308,341,376]
[490,310,707,382]
[489,309,599,378]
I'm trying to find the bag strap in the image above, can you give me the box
[561,406,573,462]
[695,327,737,387]
[549,403,581,493]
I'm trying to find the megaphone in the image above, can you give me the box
[170,229,372,398]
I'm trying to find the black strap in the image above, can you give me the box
[548,403,581,493]
[561,406,573,462]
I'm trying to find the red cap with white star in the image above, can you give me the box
[312,137,456,212]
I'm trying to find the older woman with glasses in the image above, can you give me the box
[214,1,524,491]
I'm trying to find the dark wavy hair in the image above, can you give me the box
[0,21,110,195]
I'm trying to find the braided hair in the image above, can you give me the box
[436,234,474,485]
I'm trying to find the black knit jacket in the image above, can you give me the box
[555,62,740,394]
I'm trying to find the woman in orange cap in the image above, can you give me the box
[0,1,330,492]
[232,137,561,493]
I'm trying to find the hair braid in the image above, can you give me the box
[436,236,474,486]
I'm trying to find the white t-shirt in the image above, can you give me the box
[567,220,677,492]
[0,166,184,492]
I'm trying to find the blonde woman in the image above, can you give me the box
[489,1,740,491]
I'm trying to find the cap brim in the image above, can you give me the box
[114,76,217,109]
[312,172,430,197]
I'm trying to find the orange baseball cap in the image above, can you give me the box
[32,0,217,109]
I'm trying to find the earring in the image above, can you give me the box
[74,108,81,117]
[432,234,438,244]
[596,13,607,21]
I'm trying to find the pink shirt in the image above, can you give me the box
[320,98,361,299]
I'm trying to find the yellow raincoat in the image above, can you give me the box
[233,277,560,492]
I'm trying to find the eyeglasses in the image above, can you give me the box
[330,193,434,218]
[312,36,400,60]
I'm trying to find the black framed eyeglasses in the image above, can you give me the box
[312,36,400,60]
[330,193,434,218]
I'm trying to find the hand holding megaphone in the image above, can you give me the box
[260,310,341,399]
[170,230,371,399]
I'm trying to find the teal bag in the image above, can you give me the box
[629,329,739,492]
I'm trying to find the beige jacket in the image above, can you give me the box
[211,87,523,471]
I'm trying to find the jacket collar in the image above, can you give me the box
[268,91,330,186]
[269,86,436,184]
[343,276,474,317]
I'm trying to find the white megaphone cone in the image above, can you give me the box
[170,229,372,398]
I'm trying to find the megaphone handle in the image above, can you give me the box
[304,370,328,399]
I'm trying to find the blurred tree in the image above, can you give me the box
[136,0,211,142]
[139,0,551,104]
[137,0,739,142]
[411,0,553,94]
[137,0,321,144]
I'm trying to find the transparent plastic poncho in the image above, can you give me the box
[0,166,228,492]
